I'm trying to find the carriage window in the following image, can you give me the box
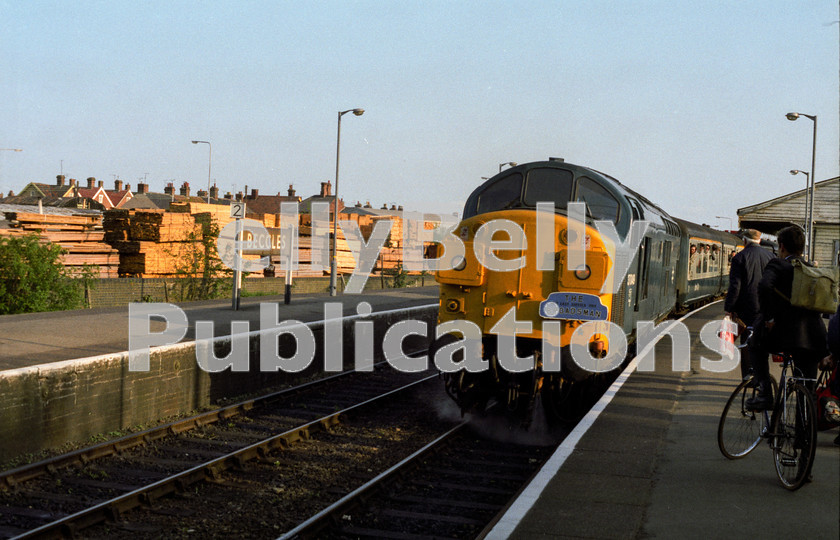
[475,173,523,215]
[523,168,573,209]
[576,177,619,222]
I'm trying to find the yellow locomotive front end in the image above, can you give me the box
[434,161,629,422]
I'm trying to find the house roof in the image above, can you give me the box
[737,177,839,216]
[243,195,302,216]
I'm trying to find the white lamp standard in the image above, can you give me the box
[785,112,817,259]
[330,108,365,296]
[191,140,212,204]
[789,169,810,235]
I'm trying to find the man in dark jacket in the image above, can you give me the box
[746,226,827,410]
[725,229,774,378]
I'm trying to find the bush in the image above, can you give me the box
[0,234,94,314]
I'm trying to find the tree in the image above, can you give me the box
[167,217,232,302]
[0,234,93,314]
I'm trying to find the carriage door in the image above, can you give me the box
[633,237,651,314]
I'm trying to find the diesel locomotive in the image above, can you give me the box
[434,159,742,421]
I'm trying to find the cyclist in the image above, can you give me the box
[746,226,827,411]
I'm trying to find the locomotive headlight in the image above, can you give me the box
[452,256,467,271]
[574,265,592,280]
[446,299,461,312]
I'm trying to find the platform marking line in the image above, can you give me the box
[485,300,723,539]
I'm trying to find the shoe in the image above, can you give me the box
[745,394,773,411]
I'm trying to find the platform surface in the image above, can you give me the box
[0,286,440,370]
[494,301,839,539]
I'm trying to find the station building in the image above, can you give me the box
[737,176,840,267]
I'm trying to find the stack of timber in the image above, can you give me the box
[0,211,120,277]
[103,209,209,277]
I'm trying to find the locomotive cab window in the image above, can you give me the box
[576,177,619,223]
[522,168,574,209]
[475,172,523,215]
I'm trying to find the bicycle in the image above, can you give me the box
[717,331,820,490]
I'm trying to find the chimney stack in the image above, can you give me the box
[209,184,219,199]
[69,178,77,187]
[287,184,296,197]
[197,189,208,199]
[224,192,233,200]
[235,191,243,201]
[115,179,123,191]
[56,175,66,186]
[320,181,332,197]
[86,177,95,188]
[97,180,103,188]
[164,182,175,196]
[180,182,190,197]
[250,188,259,199]
[136,183,149,194]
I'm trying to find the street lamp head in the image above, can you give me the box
[352,109,365,116]
[786,112,800,121]
[191,140,199,144]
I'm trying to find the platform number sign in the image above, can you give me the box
[230,202,245,219]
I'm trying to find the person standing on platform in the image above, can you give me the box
[725,229,774,379]
[746,226,828,410]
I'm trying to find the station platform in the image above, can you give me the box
[0,285,440,370]
[491,301,839,539]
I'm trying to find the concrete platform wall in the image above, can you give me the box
[0,305,436,462]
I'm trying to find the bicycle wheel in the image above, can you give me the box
[718,378,764,459]
[771,382,818,490]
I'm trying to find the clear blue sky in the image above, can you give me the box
[1,1,838,227]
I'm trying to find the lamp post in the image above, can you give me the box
[191,140,212,204]
[785,112,817,259]
[789,169,810,235]
[499,161,517,172]
[330,108,365,297]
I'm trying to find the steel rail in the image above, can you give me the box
[279,421,468,540]
[13,373,438,539]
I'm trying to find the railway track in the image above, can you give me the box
[281,422,557,540]
[0,356,449,539]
